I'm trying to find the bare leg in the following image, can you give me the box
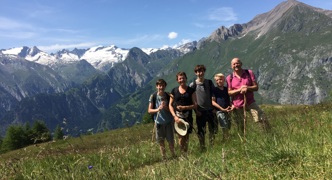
[178,134,190,156]
[183,134,189,153]
[159,141,166,159]
[169,142,176,157]
[223,128,230,141]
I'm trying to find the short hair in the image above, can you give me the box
[176,71,187,80]
[156,79,167,86]
[231,57,242,65]
[194,64,206,72]
[214,73,225,79]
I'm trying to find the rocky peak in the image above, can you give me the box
[207,0,332,42]
[207,24,244,42]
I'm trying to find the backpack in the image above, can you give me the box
[150,92,170,120]
[190,79,214,96]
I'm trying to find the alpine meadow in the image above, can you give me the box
[0,103,331,179]
[0,0,332,179]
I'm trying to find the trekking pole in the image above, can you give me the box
[151,111,159,142]
[243,94,247,142]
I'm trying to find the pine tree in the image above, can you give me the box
[53,125,64,140]
[24,122,34,145]
[1,125,27,152]
[31,120,51,144]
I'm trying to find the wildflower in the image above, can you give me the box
[88,165,93,169]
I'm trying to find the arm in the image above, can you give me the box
[148,102,160,114]
[228,86,241,96]
[228,80,258,96]
[177,100,197,111]
[240,70,258,93]
[238,80,258,94]
[169,94,180,123]
[226,76,239,96]
[191,92,201,116]
[212,97,229,112]
[169,94,176,117]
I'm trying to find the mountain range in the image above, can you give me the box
[0,0,331,136]
[1,43,197,71]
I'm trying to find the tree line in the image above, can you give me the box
[0,120,64,153]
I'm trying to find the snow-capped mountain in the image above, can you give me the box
[2,46,57,65]
[1,42,197,71]
[1,45,130,70]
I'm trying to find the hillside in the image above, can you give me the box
[1,103,331,179]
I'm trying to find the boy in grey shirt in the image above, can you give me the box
[189,65,216,150]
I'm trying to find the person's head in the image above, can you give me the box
[176,72,187,85]
[194,64,206,78]
[156,79,167,92]
[231,57,243,71]
[214,73,225,87]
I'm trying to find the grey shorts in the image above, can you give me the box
[156,122,175,144]
[216,111,231,129]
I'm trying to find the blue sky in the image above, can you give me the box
[0,0,331,53]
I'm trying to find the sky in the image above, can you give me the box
[0,0,331,53]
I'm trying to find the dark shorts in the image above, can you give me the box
[156,122,175,144]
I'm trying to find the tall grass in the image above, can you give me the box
[0,103,331,179]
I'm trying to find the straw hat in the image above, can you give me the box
[174,118,189,136]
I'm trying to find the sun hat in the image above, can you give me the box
[174,118,189,136]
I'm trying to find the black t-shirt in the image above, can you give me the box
[213,86,231,109]
[171,86,195,114]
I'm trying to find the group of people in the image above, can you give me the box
[148,57,271,160]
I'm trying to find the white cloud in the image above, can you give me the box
[207,7,237,22]
[0,17,33,30]
[38,42,96,52]
[168,32,178,39]
[0,31,36,39]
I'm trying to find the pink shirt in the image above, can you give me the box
[226,69,256,108]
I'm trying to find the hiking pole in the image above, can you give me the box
[151,111,159,142]
[243,93,247,142]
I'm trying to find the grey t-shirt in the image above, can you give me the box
[190,79,214,111]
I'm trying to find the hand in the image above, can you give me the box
[174,116,180,123]
[158,104,164,111]
[226,106,233,112]
[219,107,227,112]
[176,105,185,111]
[240,85,248,94]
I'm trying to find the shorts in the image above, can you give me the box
[233,102,265,123]
[216,111,231,129]
[156,122,175,144]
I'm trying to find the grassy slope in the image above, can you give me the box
[0,103,331,179]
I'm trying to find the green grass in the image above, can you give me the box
[1,103,331,179]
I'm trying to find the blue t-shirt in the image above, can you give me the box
[149,93,173,125]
